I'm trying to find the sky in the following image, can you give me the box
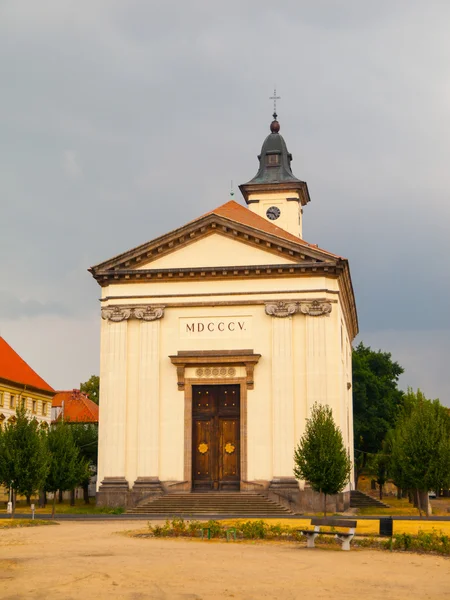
[1,1,449,406]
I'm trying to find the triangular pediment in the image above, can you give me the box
[90,201,340,277]
[135,232,298,270]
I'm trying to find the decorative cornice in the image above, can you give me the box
[101,305,165,322]
[169,350,261,390]
[89,212,337,278]
[265,299,332,318]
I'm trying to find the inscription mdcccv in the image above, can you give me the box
[186,321,246,333]
[179,317,252,338]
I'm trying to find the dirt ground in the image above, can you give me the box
[0,521,448,599]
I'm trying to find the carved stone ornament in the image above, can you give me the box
[101,305,165,322]
[133,305,165,321]
[265,301,297,318]
[101,306,132,322]
[265,300,332,318]
[298,300,332,317]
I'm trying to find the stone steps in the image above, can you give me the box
[350,490,390,509]
[127,492,294,515]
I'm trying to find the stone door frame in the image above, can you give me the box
[169,350,261,491]
[186,379,246,489]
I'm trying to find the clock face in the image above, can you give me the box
[266,206,281,221]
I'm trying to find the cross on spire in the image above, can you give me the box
[270,87,280,120]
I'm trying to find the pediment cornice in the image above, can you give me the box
[89,213,338,279]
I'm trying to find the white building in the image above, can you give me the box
[90,114,358,511]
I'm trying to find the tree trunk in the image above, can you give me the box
[396,486,402,500]
[58,489,63,503]
[52,494,56,519]
[379,484,383,500]
[416,489,422,517]
[83,483,90,505]
[323,492,327,517]
[10,489,16,519]
[70,489,75,506]
[26,494,31,506]
[409,490,415,505]
[38,490,46,508]
[419,490,431,517]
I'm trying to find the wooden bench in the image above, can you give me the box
[298,518,357,551]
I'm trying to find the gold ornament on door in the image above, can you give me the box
[224,442,235,454]
[198,443,208,454]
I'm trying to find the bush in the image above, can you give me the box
[239,520,268,539]
[144,519,450,556]
[391,530,450,555]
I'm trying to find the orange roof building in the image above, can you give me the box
[0,336,54,427]
[52,390,99,424]
[89,112,358,513]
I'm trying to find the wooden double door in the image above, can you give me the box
[192,384,240,491]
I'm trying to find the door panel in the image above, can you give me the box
[193,419,213,489]
[192,384,240,491]
[219,418,240,489]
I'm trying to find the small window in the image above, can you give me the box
[32,400,37,413]
[10,395,16,409]
[0,392,3,407]
[20,397,26,409]
[266,154,279,166]
[42,402,47,416]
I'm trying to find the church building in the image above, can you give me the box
[90,112,358,512]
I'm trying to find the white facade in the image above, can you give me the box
[91,118,358,510]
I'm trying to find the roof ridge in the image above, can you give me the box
[208,200,342,259]
[0,336,54,393]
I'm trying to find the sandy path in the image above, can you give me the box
[0,521,448,599]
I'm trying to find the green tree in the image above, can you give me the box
[352,342,404,484]
[294,402,351,516]
[80,375,99,405]
[390,389,450,516]
[70,423,98,504]
[367,441,390,500]
[0,405,49,516]
[45,422,89,517]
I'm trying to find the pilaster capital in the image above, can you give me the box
[265,301,297,318]
[101,306,132,322]
[298,300,332,317]
[265,300,332,318]
[101,304,165,322]
[133,305,165,321]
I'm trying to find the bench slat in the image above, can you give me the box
[310,518,356,528]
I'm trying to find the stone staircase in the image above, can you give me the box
[127,492,294,516]
[350,490,390,509]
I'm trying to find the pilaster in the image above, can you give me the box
[133,319,163,496]
[271,316,295,479]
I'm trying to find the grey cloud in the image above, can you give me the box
[0,1,449,398]
[0,291,69,319]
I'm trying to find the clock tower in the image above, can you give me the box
[239,113,310,238]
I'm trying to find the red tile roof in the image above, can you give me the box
[205,201,341,258]
[0,337,54,393]
[52,390,99,423]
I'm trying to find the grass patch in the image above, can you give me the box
[0,500,124,515]
[357,496,450,517]
[0,519,58,529]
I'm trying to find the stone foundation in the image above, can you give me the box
[96,477,130,508]
[97,478,350,512]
